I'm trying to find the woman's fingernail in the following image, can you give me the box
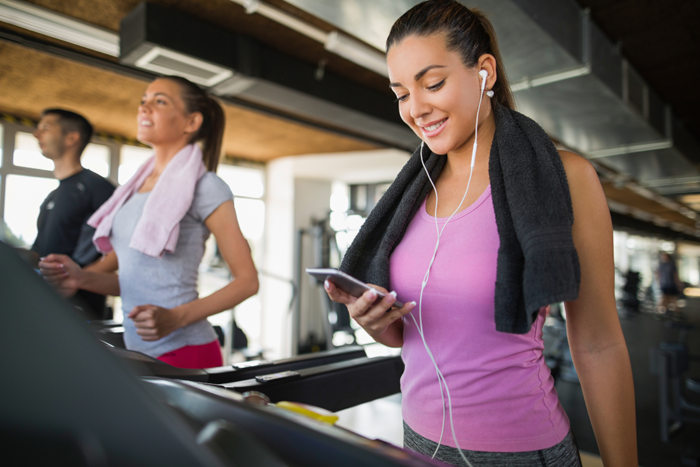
[390,291,397,298]
[409,301,417,307]
[324,280,330,290]
[368,288,378,299]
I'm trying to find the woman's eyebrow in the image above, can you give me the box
[389,64,446,88]
[142,92,172,100]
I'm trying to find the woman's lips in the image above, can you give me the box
[420,118,447,138]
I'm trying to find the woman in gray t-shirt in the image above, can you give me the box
[40,76,259,369]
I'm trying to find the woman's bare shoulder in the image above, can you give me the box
[557,149,600,193]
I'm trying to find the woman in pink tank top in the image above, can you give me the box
[325,1,637,466]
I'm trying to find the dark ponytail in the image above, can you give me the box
[386,0,514,110]
[161,75,225,172]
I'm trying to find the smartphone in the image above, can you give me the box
[306,267,404,308]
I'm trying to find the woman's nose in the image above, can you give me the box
[409,95,430,120]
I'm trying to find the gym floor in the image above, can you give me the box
[337,299,700,466]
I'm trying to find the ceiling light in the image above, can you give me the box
[239,0,327,43]
[230,0,387,77]
[587,140,673,159]
[325,31,387,77]
[0,0,119,56]
[511,65,591,92]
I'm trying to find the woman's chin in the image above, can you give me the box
[422,142,451,156]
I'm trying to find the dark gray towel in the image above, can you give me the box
[339,105,580,334]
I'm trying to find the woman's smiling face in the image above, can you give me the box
[387,33,486,157]
[137,78,193,148]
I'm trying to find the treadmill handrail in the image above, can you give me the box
[223,355,400,390]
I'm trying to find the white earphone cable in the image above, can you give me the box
[409,71,488,467]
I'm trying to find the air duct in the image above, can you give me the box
[482,0,700,190]
[119,2,417,150]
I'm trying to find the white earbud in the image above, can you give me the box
[479,69,494,98]
[479,69,488,91]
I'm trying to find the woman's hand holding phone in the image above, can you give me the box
[323,280,415,348]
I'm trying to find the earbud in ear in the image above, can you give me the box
[479,70,488,91]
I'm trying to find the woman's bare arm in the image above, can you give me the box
[39,252,120,297]
[560,150,638,466]
[84,251,118,273]
[128,200,260,340]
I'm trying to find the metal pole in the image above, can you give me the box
[291,228,305,356]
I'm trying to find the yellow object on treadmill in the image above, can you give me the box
[275,401,339,424]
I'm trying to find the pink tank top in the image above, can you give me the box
[390,185,569,452]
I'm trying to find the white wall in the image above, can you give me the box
[261,158,296,359]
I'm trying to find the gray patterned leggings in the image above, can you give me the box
[403,422,583,467]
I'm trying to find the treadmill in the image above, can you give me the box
[109,344,403,412]
[108,343,369,384]
[2,241,436,466]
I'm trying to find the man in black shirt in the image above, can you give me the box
[31,109,115,319]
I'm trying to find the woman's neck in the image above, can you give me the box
[151,141,190,176]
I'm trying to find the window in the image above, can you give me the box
[217,164,264,199]
[3,174,58,246]
[119,145,151,184]
[13,131,53,171]
[82,143,111,178]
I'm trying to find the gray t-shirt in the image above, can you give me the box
[112,172,233,357]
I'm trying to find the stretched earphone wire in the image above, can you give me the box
[410,72,488,467]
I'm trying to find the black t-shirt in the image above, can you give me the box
[32,169,115,318]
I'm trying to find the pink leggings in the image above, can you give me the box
[157,340,223,369]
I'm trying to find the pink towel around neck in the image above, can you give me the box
[88,144,207,258]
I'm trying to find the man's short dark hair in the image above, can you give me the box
[41,109,94,156]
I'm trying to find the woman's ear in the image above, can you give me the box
[477,54,497,91]
[185,111,203,135]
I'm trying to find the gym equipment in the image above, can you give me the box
[111,344,370,384]
[650,321,700,443]
[1,241,429,466]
